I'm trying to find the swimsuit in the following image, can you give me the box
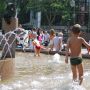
[70,57,82,65]
[34,39,41,50]
[36,45,41,49]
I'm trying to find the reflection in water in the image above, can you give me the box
[0,52,90,90]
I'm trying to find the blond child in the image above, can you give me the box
[65,24,90,85]
[33,39,41,56]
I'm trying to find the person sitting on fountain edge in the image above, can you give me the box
[65,24,90,85]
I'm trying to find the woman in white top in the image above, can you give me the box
[48,29,55,50]
[53,33,61,51]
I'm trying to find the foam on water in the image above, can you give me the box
[8,81,29,90]
[48,53,63,64]
[84,72,90,77]
[31,80,43,88]
[60,82,86,90]
[0,84,12,90]
[70,83,86,90]
[0,75,87,90]
[40,76,49,80]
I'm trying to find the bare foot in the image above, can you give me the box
[38,54,40,57]
[34,54,36,56]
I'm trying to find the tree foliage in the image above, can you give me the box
[0,1,6,14]
[17,0,30,23]
[28,0,71,26]
[0,0,6,28]
[0,0,72,27]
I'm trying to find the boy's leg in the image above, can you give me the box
[77,64,83,85]
[71,65,77,81]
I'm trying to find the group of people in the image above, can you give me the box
[16,27,64,56]
[31,29,64,56]
[29,28,64,56]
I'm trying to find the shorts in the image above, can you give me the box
[70,57,82,65]
[36,45,41,49]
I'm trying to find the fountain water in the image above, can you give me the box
[0,49,89,90]
[48,53,62,64]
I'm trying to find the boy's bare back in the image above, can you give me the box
[68,36,83,58]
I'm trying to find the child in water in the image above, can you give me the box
[33,39,41,56]
[65,24,90,85]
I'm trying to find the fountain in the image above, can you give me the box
[0,3,18,81]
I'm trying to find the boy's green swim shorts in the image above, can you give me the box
[70,57,82,65]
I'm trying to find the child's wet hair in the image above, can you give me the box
[71,24,81,34]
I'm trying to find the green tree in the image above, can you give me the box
[0,1,6,13]
[0,0,6,28]
[17,0,29,24]
[28,0,71,27]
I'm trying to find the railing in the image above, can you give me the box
[41,25,87,31]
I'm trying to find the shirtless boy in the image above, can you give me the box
[65,24,90,85]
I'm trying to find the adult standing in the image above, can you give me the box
[52,32,61,51]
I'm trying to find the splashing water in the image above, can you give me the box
[0,84,12,90]
[48,53,62,64]
[61,84,86,90]
[58,79,86,90]
[70,83,86,90]
[11,81,29,90]
[31,80,43,88]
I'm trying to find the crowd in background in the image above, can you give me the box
[16,25,66,52]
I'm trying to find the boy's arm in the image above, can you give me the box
[65,39,70,64]
[82,38,90,49]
